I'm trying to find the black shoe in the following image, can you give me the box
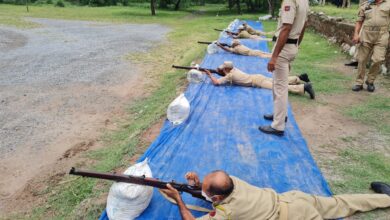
[298,73,310,83]
[263,114,288,122]
[304,83,315,99]
[258,125,284,136]
[352,84,363,92]
[345,61,358,67]
[371,182,390,196]
[365,81,375,92]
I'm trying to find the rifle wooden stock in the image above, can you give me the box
[69,167,207,201]
[172,65,218,74]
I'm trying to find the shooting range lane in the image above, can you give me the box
[99,20,332,220]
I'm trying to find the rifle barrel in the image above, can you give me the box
[172,65,218,74]
[69,167,206,201]
[197,41,213,45]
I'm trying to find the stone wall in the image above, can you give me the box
[307,11,390,73]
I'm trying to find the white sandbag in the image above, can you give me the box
[259,15,272,21]
[106,159,153,220]
[227,19,239,31]
[219,30,229,39]
[187,69,204,83]
[167,93,190,125]
[349,45,356,56]
[381,64,388,75]
[207,42,219,54]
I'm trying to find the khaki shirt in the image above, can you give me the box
[357,0,390,43]
[237,30,252,39]
[357,0,390,27]
[275,0,309,39]
[216,68,267,87]
[196,176,280,220]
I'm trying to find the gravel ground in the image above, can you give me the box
[0,18,170,198]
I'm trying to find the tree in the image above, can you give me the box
[174,0,181,10]
[236,0,241,14]
[267,0,276,17]
[151,0,156,15]
[228,0,234,10]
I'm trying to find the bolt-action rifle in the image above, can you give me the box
[69,167,207,201]
[172,65,219,74]
[197,41,232,47]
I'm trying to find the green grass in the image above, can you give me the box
[0,4,264,219]
[292,30,352,94]
[344,95,390,135]
[311,4,359,22]
[328,148,390,220]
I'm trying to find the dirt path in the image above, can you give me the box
[0,18,170,207]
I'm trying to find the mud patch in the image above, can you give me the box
[0,29,27,52]
[61,140,95,159]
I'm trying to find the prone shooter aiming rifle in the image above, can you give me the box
[69,167,208,201]
[197,41,232,48]
[172,65,219,74]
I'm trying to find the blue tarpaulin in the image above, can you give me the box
[99,20,332,220]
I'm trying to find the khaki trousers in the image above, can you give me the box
[248,50,271,58]
[271,44,298,131]
[279,190,390,220]
[356,31,389,85]
[252,75,304,95]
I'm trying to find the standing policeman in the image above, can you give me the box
[352,0,390,92]
[259,0,309,136]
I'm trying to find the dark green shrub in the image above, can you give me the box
[55,0,65,6]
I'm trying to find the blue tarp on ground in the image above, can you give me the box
[99,20,332,220]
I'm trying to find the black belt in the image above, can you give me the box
[272,36,298,44]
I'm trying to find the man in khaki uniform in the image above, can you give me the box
[161,170,390,220]
[242,22,274,37]
[216,40,272,58]
[203,61,315,99]
[259,0,309,136]
[352,0,390,92]
[226,26,272,41]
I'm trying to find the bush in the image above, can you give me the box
[46,0,52,3]
[55,0,65,6]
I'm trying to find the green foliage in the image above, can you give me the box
[55,0,65,6]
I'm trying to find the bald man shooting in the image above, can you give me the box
[161,170,390,220]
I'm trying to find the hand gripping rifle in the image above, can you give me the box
[197,41,232,48]
[69,167,207,201]
[172,65,219,74]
